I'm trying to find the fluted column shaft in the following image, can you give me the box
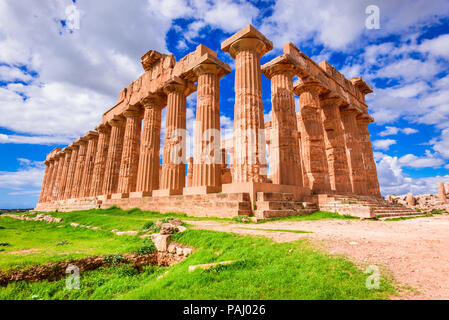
[103,118,125,195]
[117,110,142,194]
[232,40,267,183]
[80,133,99,197]
[43,160,55,203]
[357,118,381,196]
[320,99,352,193]
[298,89,331,193]
[64,145,79,199]
[192,66,222,188]
[340,109,368,195]
[71,139,88,198]
[186,157,193,187]
[38,162,50,203]
[91,125,111,196]
[136,98,163,193]
[58,149,72,200]
[268,70,302,186]
[160,85,187,192]
[50,155,64,201]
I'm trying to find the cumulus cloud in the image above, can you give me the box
[398,150,445,169]
[0,158,44,190]
[379,126,418,137]
[373,139,396,151]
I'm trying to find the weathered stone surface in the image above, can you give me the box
[36,24,383,218]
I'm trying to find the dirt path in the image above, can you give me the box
[190,216,449,300]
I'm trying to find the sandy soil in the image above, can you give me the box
[190,215,449,300]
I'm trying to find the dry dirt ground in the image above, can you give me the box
[190,215,449,300]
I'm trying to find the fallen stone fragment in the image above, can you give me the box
[161,223,176,235]
[70,223,79,227]
[151,234,171,252]
[116,231,139,236]
[188,261,235,272]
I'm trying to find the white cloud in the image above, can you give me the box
[373,139,396,151]
[0,158,44,190]
[378,126,418,136]
[418,34,449,58]
[0,133,72,145]
[0,65,32,82]
[398,150,444,169]
[376,154,449,195]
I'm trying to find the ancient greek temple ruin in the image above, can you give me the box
[36,25,409,219]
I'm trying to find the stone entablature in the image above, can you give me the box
[36,25,381,217]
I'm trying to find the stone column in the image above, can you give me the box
[445,182,449,195]
[136,96,165,196]
[320,97,352,193]
[294,85,331,193]
[296,114,307,188]
[64,143,79,199]
[438,182,447,201]
[155,80,192,196]
[79,131,99,198]
[91,124,111,196]
[38,160,51,203]
[221,26,273,183]
[43,158,57,203]
[57,147,72,200]
[262,61,302,186]
[357,116,381,197]
[406,193,415,206]
[103,116,125,196]
[50,152,64,201]
[189,64,225,192]
[71,137,89,199]
[186,157,193,187]
[117,109,142,196]
[340,108,368,195]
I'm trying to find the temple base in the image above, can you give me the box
[183,185,222,195]
[152,189,183,197]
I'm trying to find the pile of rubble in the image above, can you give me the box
[2,213,63,223]
[148,219,192,257]
[386,182,449,213]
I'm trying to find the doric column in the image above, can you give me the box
[71,137,88,199]
[186,157,193,187]
[340,107,368,195]
[320,97,352,193]
[103,115,125,196]
[136,96,165,195]
[117,109,142,196]
[50,152,64,201]
[221,25,273,183]
[38,160,51,203]
[79,131,99,197]
[64,143,79,199]
[357,115,381,197]
[294,84,331,193]
[438,182,447,201]
[262,59,302,186]
[43,155,58,203]
[296,114,307,188]
[91,124,111,196]
[156,79,192,196]
[190,63,228,191]
[57,147,72,200]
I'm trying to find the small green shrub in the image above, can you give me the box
[141,221,155,231]
[134,239,156,255]
[232,215,250,223]
[56,240,71,246]
[431,209,444,215]
[104,254,130,265]
[0,242,11,247]
[0,226,5,230]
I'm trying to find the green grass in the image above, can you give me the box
[0,217,149,271]
[237,227,312,234]
[256,211,357,223]
[0,229,394,300]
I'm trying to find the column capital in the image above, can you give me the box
[261,55,295,79]
[319,94,345,108]
[123,108,142,118]
[193,62,230,79]
[95,123,111,134]
[141,94,166,110]
[75,136,89,145]
[356,113,374,124]
[108,115,126,127]
[162,76,196,97]
[84,130,99,140]
[339,105,359,115]
[221,25,273,59]
[293,79,326,97]
[69,141,80,150]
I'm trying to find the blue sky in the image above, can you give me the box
[1,0,449,208]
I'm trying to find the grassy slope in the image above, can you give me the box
[0,209,395,300]
[0,217,147,271]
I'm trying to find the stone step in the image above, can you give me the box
[256,192,294,202]
[255,209,315,219]
[256,201,305,211]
